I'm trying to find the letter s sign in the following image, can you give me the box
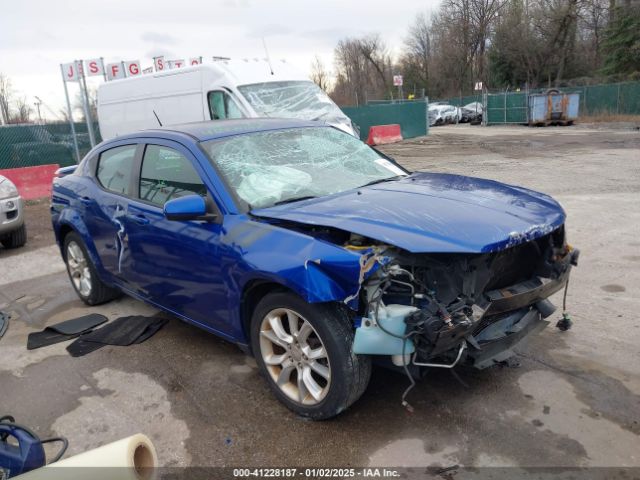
[85,58,104,77]
[154,56,165,72]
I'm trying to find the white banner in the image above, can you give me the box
[85,58,104,77]
[153,56,166,72]
[124,60,141,77]
[106,62,125,80]
[62,62,78,82]
[189,57,202,66]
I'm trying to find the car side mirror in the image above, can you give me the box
[163,195,217,222]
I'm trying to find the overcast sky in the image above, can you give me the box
[1,0,440,121]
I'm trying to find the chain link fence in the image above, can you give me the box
[434,80,640,125]
[0,122,101,170]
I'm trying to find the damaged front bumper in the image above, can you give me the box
[353,240,579,371]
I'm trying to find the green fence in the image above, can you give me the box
[0,122,101,170]
[486,92,529,124]
[342,102,428,141]
[435,80,640,125]
[435,94,483,107]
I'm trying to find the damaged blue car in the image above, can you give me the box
[51,119,579,419]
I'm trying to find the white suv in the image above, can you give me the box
[0,175,26,249]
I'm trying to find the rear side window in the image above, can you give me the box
[139,145,207,206]
[208,91,244,120]
[96,145,136,195]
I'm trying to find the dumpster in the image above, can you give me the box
[528,89,580,125]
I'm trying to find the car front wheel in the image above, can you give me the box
[63,232,120,305]
[1,224,27,249]
[250,291,371,420]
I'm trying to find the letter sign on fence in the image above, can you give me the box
[85,58,104,77]
[125,61,141,76]
[190,57,202,66]
[393,75,403,87]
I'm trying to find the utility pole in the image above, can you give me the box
[77,59,97,147]
[60,64,81,163]
[33,98,42,124]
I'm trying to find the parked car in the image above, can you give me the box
[0,175,26,249]
[428,104,459,126]
[51,119,578,419]
[460,102,483,124]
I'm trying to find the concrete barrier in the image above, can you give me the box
[366,124,403,146]
[0,164,59,200]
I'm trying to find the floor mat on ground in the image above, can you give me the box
[66,315,168,357]
[26,314,108,350]
[0,311,9,340]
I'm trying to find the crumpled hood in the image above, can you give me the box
[252,172,566,253]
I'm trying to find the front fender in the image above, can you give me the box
[225,216,368,310]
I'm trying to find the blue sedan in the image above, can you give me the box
[51,119,578,419]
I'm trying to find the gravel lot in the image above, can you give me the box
[1,124,639,471]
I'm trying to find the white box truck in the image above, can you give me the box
[97,59,356,139]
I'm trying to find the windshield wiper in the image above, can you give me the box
[273,195,317,206]
[359,175,407,188]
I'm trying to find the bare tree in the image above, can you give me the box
[400,13,432,92]
[358,34,393,94]
[310,55,331,91]
[73,86,98,122]
[332,34,393,105]
[13,96,33,124]
[0,73,13,125]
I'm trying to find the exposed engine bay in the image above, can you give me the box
[347,225,579,372]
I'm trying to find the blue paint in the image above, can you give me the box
[51,120,567,348]
[254,172,566,253]
[163,195,207,220]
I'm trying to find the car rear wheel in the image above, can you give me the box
[63,232,120,305]
[250,291,371,420]
[1,224,27,249]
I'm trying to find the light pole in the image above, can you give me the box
[33,97,43,124]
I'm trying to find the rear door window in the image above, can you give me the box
[96,145,137,195]
[139,145,207,206]
[208,91,244,120]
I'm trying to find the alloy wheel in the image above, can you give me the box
[259,308,331,405]
[66,241,92,297]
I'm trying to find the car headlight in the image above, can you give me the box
[0,179,19,199]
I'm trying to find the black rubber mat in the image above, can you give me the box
[66,315,168,357]
[26,314,108,350]
[0,311,9,340]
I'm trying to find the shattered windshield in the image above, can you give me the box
[201,127,408,209]
[238,81,349,123]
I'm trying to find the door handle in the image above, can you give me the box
[127,213,150,226]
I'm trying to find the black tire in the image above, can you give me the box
[250,291,371,420]
[1,223,27,249]
[63,231,120,305]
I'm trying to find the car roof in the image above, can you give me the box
[114,118,323,143]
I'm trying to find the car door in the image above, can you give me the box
[84,143,141,284]
[122,140,228,333]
